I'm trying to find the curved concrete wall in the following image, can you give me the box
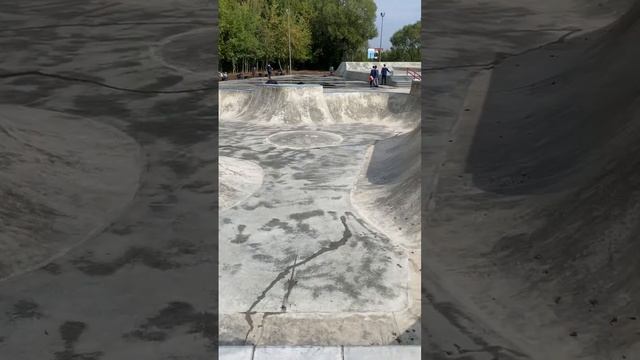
[219,84,420,129]
[351,82,421,248]
[482,3,640,356]
[427,1,640,358]
[351,127,421,249]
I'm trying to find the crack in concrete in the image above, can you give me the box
[281,255,298,312]
[423,29,581,72]
[0,71,215,94]
[345,211,382,239]
[242,215,352,344]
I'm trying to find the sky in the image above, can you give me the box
[368,0,421,50]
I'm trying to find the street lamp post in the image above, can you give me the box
[379,12,385,64]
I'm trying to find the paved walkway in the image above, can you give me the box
[220,346,420,360]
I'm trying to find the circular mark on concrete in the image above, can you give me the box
[153,28,215,74]
[266,130,343,149]
[219,156,264,210]
[0,105,141,281]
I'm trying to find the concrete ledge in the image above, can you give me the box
[219,346,421,360]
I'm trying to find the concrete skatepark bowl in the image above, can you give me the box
[0,1,217,359]
[219,81,421,346]
[425,0,640,358]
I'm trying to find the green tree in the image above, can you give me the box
[308,0,378,68]
[383,20,420,62]
[219,0,263,72]
[261,2,312,71]
[219,0,378,71]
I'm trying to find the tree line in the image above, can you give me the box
[219,0,421,73]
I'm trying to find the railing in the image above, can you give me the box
[406,68,422,80]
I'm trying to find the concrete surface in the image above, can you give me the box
[424,0,640,359]
[219,78,420,344]
[219,156,264,210]
[0,0,217,359]
[219,346,255,360]
[253,346,341,360]
[218,346,420,360]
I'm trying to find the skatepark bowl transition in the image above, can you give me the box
[218,77,422,349]
[423,0,640,359]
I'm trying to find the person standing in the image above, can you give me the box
[373,65,379,87]
[381,64,389,85]
[369,65,376,87]
[266,63,273,79]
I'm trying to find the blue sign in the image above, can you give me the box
[367,48,375,60]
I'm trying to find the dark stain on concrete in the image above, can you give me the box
[162,155,203,177]
[232,225,250,244]
[289,210,324,221]
[222,263,242,275]
[125,302,215,345]
[252,254,274,262]
[287,210,324,235]
[182,180,215,194]
[41,262,62,275]
[260,218,295,233]
[168,239,198,256]
[241,201,275,210]
[60,321,86,349]
[71,246,177,276]
[108,224,134,236]
[9,299,42,320]
[54,320,103,360]
[240,152,261,161]
[189,311,216,344]
[125,329,167,342]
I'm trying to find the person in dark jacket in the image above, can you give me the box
[369,65,379,87]
[266,63,273,79]
[381,64,389,85]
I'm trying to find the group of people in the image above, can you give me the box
[369,64,391,87]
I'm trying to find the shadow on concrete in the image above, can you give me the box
[466,2,640,196]
[459,1,640,357]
